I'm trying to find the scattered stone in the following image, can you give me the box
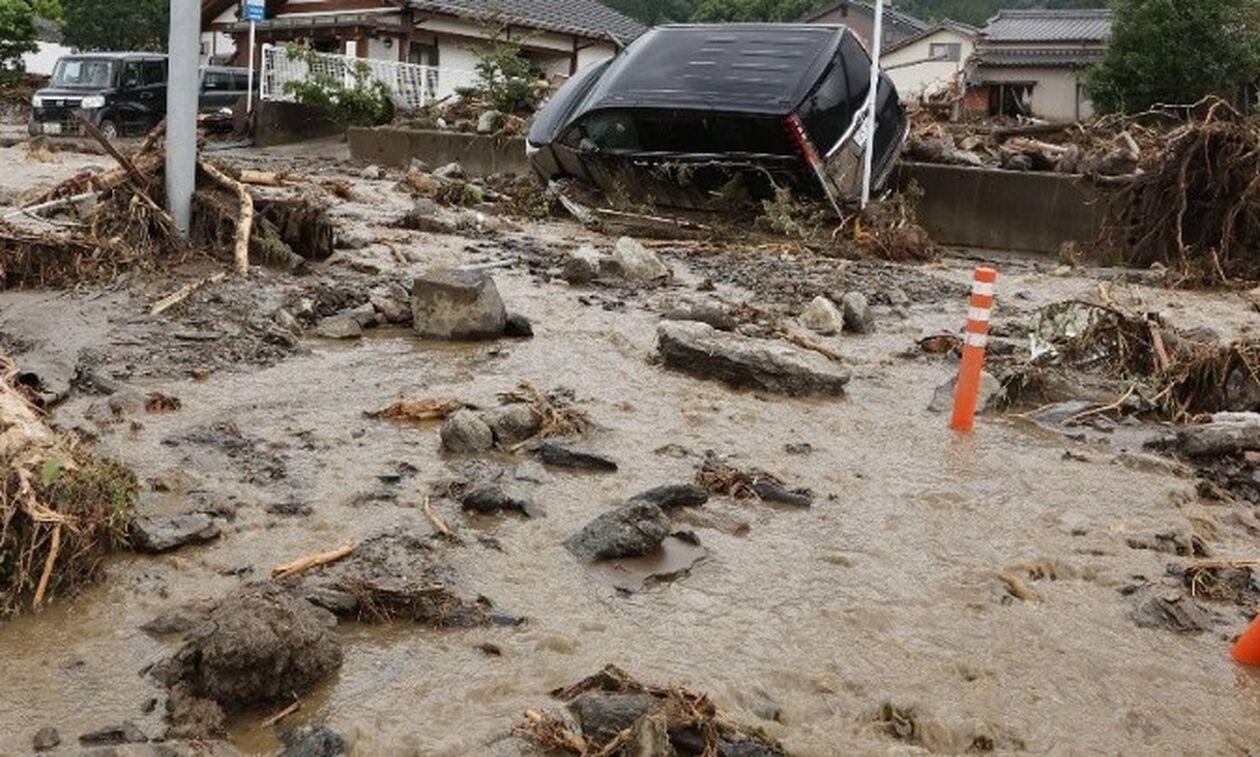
[628,484,709,510]
[347,302,378,328]
[657,321,850,397]
[460,486,540,517]
[153,585,342,710]
[476,110,504,134]
[336,231,373,250]
[482,404,541,446]
[504,313,534,338]
[280,725,347,757]
[360,164,382,180]
[562,245,603,285]
[1028,400,1095,426]
[569,692,656,744]
[79,721,147,746]
[799,296,845,336]
[1130,593,1217,634]
[840,292,875,334]
[531,441,619,471]
[267,501,312,517]
[314,313,362,340]
[409,158,431,173]
[367,283,411,325]
[888,287,910,308]
[928,371,1002,414]
[32,727,60,752]
[565,501,671,561]
[165,681,227,740]
[433,162,465,181]
[1175,413,1260,458]
[607,237,670,282]
[661,302,737,331]
[411,269,507,340]
[131,514,220,553]
[750,481,813,507]
[440,409,495,454]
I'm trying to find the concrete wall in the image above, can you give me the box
[883,29,974,101]
[978,65,1094,122]
[896,162,1102,254]
[253,100,348,147]
[348,126,530,176]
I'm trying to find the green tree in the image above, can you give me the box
[691,0,815,23]
[0,0,38,81]
[31,0,62,23]
[1088,0,1260,114]
[63,0,167,51]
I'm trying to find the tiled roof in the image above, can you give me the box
[981,9,1111,43]
[409,0,646,43]
[884,18,979,54]
[799,1,929,35]
[973,47,1107,70]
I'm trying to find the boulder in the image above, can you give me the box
[440,409,495,454]
[131,514,220,553]
[314,313,362,340]
[476,110,504,134]
[661,303,737,332]
[32,727,60,752]
[608,237,670,282]
[928,371,1002,414]
[565,501,671,561]
[280,725,347,757]
[563,245,603,285]
[840,292,875,334]
[411,269,507,340]
[799,296,845,336]
[568,692,656,744]
[482,405,541,446]
[79,721,147,746]
[504,313,534,338]
[628,484,709,510]
[656,321,850,397]
[369,283,412,325]
[460,486,539,517]
[531,441,619,471]
[1175,413,1260,458]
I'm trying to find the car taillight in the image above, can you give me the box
[783,114,823,169]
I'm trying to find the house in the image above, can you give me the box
[203,0,644,99]
[21,17,73,77]
[798,1,927,50]
[966,9,1112,122]
[881,19,978,101]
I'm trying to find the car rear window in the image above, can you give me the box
[563,109,795,156]
[798,34,871,151]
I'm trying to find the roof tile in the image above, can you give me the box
[409,0,645,44]
[981,9,1111,43]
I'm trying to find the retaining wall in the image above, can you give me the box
[896,162,1103,255]
[347,127,530,176]
[250,101,349,148]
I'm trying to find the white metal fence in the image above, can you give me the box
[259,43,479,111]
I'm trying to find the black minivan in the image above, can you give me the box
[29,53,169,138]
[527,24,907,211]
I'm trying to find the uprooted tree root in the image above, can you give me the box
[0,358,136,616]
[836,184,939,263]
[695,454,784,502]
[1100,98,1260,287]
[515,665,784,757]
[498,382,591,437]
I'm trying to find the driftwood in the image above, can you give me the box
[271,541,356,580]
[198,159,253,275]
[238,170,285,187]
[780,321,845,362]
[149,272,227,317]
[422,496,456,541]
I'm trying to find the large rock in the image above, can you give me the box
[155,586,342,710]
[440,409,495,454]
[569,692,656,744]
[661,303,737,332]
[411,269,507,340]
[928,371,1002,414]
[628,484,709,510]
[656,321,850,397]
[562,245,603,285]
[799,296,845,336]
[280,725,347,757]
[481,404,541,446]
[131,514,220,553]
[1176,413,1260,458]
[565,501,671,561]
[608,237,670,282]
[840,292,875,334]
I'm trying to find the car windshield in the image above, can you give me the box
[50,58,116,88]
[564,109,796,157]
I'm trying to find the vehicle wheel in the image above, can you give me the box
[98,119,119,140]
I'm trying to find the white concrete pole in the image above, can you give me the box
[246,21,256,113]
[166,0,200,234]
[860,0,886,209]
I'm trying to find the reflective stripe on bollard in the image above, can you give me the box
[951,267,998,433]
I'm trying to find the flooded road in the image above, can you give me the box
[3,145,1260,755]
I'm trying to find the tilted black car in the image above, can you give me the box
[30,53,169,138]
[527,24,907,211]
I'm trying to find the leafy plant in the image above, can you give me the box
[63,0,166,51]
[0,0,37,83]
[465,28,542,115]
[281,43,394,127]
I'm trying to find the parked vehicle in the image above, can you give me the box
[29,53,168,138]
[527,24,907,211]
[30,55,255,138]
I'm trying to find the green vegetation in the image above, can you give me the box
[1087,0,1260,114]
[465,31,542,115]
[0,0,37,82]
[62,0,167,51]
[606,0,1109,27]
[282,43,394,126]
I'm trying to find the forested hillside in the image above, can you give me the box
[606,0,1109,28]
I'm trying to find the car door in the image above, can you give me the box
[115,60,145,133]
[138,58,167,130]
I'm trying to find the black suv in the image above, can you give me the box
[29,53,168,138]
[528,24,907,211]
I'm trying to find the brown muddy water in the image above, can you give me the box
[3,145,1260,755]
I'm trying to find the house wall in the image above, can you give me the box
[980,65,1093,121]
[881,29,974,100]
[807,4,917,49]
[203,7,239,64]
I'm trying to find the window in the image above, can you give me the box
[121,61,143,89]
[142,60,166,86]
[562,109,795,156]
[202,71,230,91]
[51,58,115,88]
[929,43,962,62]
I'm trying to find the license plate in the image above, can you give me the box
[42,122,61,135]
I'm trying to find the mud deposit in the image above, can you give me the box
[3,141,1260,755]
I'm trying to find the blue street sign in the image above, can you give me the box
[243,1,265,22]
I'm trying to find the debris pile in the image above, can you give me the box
[0,356,136,616]
[516,665,785,756]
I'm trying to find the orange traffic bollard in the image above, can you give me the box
[950,267,998,433]
[1232,614,1260,665]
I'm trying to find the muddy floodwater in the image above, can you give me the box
[2,142,1260,755]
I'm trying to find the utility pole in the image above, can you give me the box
[166,0,199,235]
[860,0,886,209]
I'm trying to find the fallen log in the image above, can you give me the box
[149,272,228,317]
[198,159,253,275]
[272,541,356,580]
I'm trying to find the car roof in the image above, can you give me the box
[577,24,848,116]
[60,52,167,60]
